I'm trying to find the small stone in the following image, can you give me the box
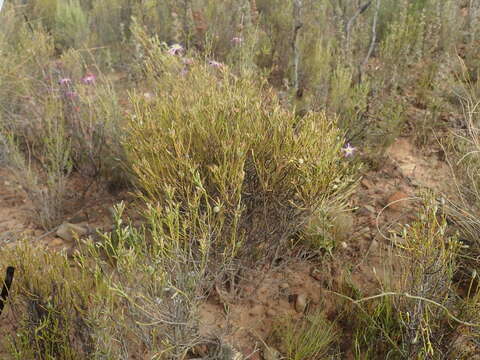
[193,344,208,357]
[364,205,376,214]
[250,305,263,315]
[56,223,88,242]
[49,238,65,247]
[279,282,289,290]
[340,241,348,249]
[266,308,276,317]
[295,293,308,313]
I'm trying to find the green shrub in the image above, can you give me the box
[272,311,337,360]
[351,196,462,359]
[54,0,89,51]
[123,33,357,271]
[2,244,103,359]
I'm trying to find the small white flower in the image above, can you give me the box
[341,143,356,158]
[213,206,220,213]
[167,44,184,56]
[298,158,304,164]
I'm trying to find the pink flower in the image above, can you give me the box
[231,37,243,45]
[208,60,224,69]
[167,44,184,56]
[82,73,96,85]
[341,143,356,158]
[59,78,72,86]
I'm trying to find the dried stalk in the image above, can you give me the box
[292,0,303,96]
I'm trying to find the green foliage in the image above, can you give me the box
[123,34,357,268]
[272,311,337,360]
[2,0,480,357]
[352,197,462,359]
[54,0,89,50]
[82,200,208,358]
[2,244,102,359]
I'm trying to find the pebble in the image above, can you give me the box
[56,223,89,242]
[364,205,376,214]
[295,293,308,313]
[49,238,65,247]
[279,282,289,290]
[266,308,276,317]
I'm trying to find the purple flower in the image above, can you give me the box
[59,78,72,86]
[81,73,96,85]
[341,143,356,158]
[167,44,184,56]
[208,60,224,69]
[231,37,243,45]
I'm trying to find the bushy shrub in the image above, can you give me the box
[2,244,101,359]
[351,197,463,358]
[123,33,357,272]
[271,311,338,360]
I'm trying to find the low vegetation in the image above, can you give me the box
[0,0,479,359]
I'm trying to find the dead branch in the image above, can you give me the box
[292,0,303,96]
[345,1,373,50]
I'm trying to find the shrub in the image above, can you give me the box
[80,201,208,358]
[123,33,358,275]
[2,244,101,359]
[271,311,337,360]
[351,196,463,358]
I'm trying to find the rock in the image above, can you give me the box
[49,237,65,248]
[295,293,308,313]
[250,305,264,316]
[386,191,409,211]
[279,282,289,290]
[193,344,209,357]
[363,205,376,214]
[266,308,276,317]
[56,223,88,242]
